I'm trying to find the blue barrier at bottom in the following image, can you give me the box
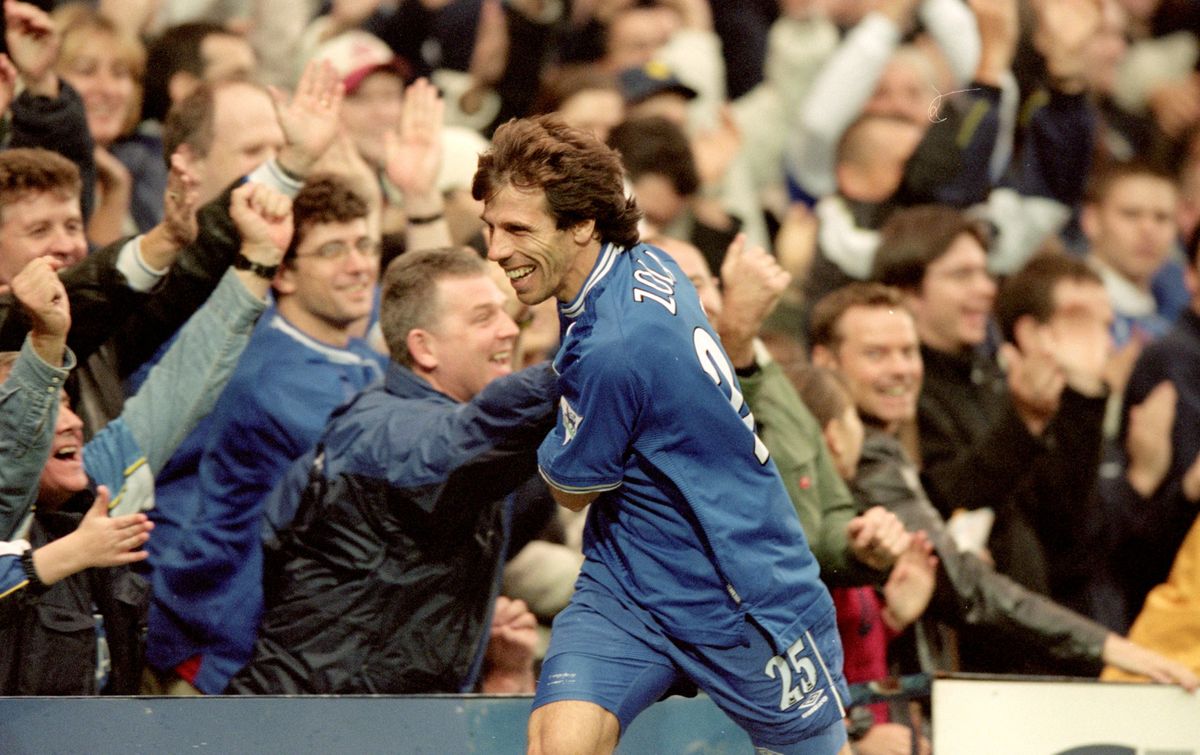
[0,694,754,754]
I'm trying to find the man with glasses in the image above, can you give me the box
[144,175,387,695]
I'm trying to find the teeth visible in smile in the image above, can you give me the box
[882,386,908,396]
[54,446,78,459]
[506,266,534,280]
[491,351,510,364]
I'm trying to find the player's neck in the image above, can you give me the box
[556,239,605,304]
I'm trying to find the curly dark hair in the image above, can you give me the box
[284,174,371,262]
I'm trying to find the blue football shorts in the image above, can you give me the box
[533,580,849,754]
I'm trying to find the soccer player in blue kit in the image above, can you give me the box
[473,116,852,755]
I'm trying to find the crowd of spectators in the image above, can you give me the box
[0,0,1198,747]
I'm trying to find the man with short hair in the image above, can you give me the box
[230,246,552,695]
[142,22,258,125]
[1081,161,1179,346]
[0,147,192,356]
[477,115,851,754]
[1099,226,1200,631]
[873,206,1110,614]
[808,281,1196,688]
[164,79,287,208]
[146,175,387,695]
[0,181,292,694]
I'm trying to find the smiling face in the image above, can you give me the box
[39,392,88,509]
[60,30,139,148]
[813,305,924,433]
[421,273,521,402]
[908,233,996,354]
[482,183,596,305]
[275,218,379,345]
[0,191,87,284]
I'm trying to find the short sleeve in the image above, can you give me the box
[538,337,641,494]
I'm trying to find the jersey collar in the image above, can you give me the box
[562,242,621,319]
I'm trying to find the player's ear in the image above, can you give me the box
[570,219,596,245]
[407,328,438,371]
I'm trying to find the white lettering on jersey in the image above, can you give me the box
[631,250,678,314]
[692,328,770,465]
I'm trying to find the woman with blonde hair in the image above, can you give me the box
[54,5,165,244]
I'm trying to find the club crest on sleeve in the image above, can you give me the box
[560,397,583,445]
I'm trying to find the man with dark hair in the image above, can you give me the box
[230,246,552,695]
[142,22,257,125]
[1099,225,1200,631]
[1081,160,1179,346]
[606,115,738,272]
[476,115,851,754]
[146,175,386,695]
[808,281,1196,689]
[872,204,1113,673]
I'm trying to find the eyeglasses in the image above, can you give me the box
[294,237,381,262]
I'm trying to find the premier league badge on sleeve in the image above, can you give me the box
[560,397,583,445]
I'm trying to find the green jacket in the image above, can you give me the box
[740,356,882,587]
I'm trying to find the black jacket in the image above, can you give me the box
[229,363,558,694]
[0,496,148,695]
[853,426,1108,675]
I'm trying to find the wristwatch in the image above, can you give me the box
[232,252,280,280]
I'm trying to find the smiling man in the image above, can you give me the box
[229,245,553,695]
[146,175,387,695]
[0,181,290,694]
[0,151,89,288]
[871,207,1112,635]
[473,115,851,755]
[808,280,1197,690]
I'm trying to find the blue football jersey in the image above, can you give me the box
[538,242,835,651]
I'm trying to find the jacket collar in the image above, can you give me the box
[384,360,457,404]
[920,342,981,379]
